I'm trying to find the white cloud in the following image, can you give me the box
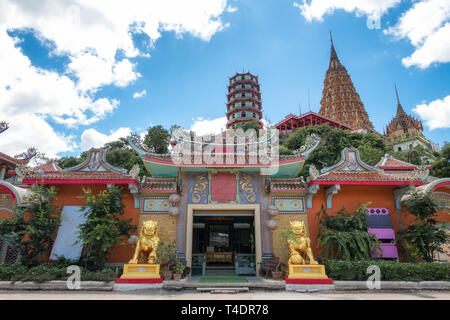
[385,0,450,69]
[225,5,238,13]
[413,95,450,130]
[133,90,147,99]
[293,0,400,22]
[190,117,227,135]
[80,127,132,151]
[295,0,450,69]
[0,113,76,159]
[67,53,141,93]
[0,0,233,156]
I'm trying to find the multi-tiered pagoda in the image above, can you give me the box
[226,72,263,129]
[319,34,374,132]
[385,85,438,152]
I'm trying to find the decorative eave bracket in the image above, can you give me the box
[306,184,320,209]
[393,186,411,210]
[128,183,140,209]
[325,184,340,209]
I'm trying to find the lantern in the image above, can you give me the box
[168,206,180,217]
[127,235,138,245]
[267,205,279,217]
[169,193,180,206]
[266,219,278,230]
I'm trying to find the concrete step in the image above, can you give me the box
[197,287,249,293]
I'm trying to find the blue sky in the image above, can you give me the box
[0,0,449,159]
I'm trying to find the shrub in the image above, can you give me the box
[0,264,119,283]
[0,185,61,266]
[78,186,136,270]
[322,260,450,281]
[316,203,379,260]
[399,191,448,262]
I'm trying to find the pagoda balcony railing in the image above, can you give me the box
[227,88,262,99]
[228,80,260,90]
[227,97,262,107]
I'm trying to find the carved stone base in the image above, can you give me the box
[287,264,329,279]
[120,263,161,279]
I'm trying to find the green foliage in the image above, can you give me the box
[282,125,390,175]
[0,185,61,266]
[279,145,293,155]
[235,121,261,134]
[0,264,119,283]
[78,186,136,270]
[321,259,450,281]
[316,204,380,260]
[174,259,185,274]
[399,191,448,262]
[430,142,450,178]
[156,241,178,270]
[144,125,170,154]
[398,241,425,263]
[56,155,85,169]
[104,137,145,177]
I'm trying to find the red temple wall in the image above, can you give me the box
[306,184,449,258]
[48,183,139,263]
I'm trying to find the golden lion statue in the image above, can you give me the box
[129,220,160,264]
[288,220,318,265]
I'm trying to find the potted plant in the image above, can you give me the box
[173,259,185,281]
[271,262,283,280]
[156,241,177,280]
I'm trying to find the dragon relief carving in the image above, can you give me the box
[191,173,208,203]
[239,173,257,203]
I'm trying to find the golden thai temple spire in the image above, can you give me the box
[319,33,375,131]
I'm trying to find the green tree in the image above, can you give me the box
[430,142,450,178]
[399,191,448,262]
[283,125,390,175]
[104,138,145,176]
[144,125,170,154]
[78,186,136,270]
[0,185,61,266]
[56,155,85,169]
[316,204,379,260]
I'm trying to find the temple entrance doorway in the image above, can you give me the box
[186,204,262,277]
[191,214,256,276]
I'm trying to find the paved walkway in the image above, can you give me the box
[185,276,265,283]
[0,290,449,300]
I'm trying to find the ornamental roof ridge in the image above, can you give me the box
[62,148,128,175]
[375,154,423,169]
[319,147,382,175]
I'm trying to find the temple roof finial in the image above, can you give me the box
[394,84,406,116]
[395,83,400,105]
[329,31,341,69]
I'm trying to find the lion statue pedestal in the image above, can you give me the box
[286,221,331,284]
[118,220,162,282]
